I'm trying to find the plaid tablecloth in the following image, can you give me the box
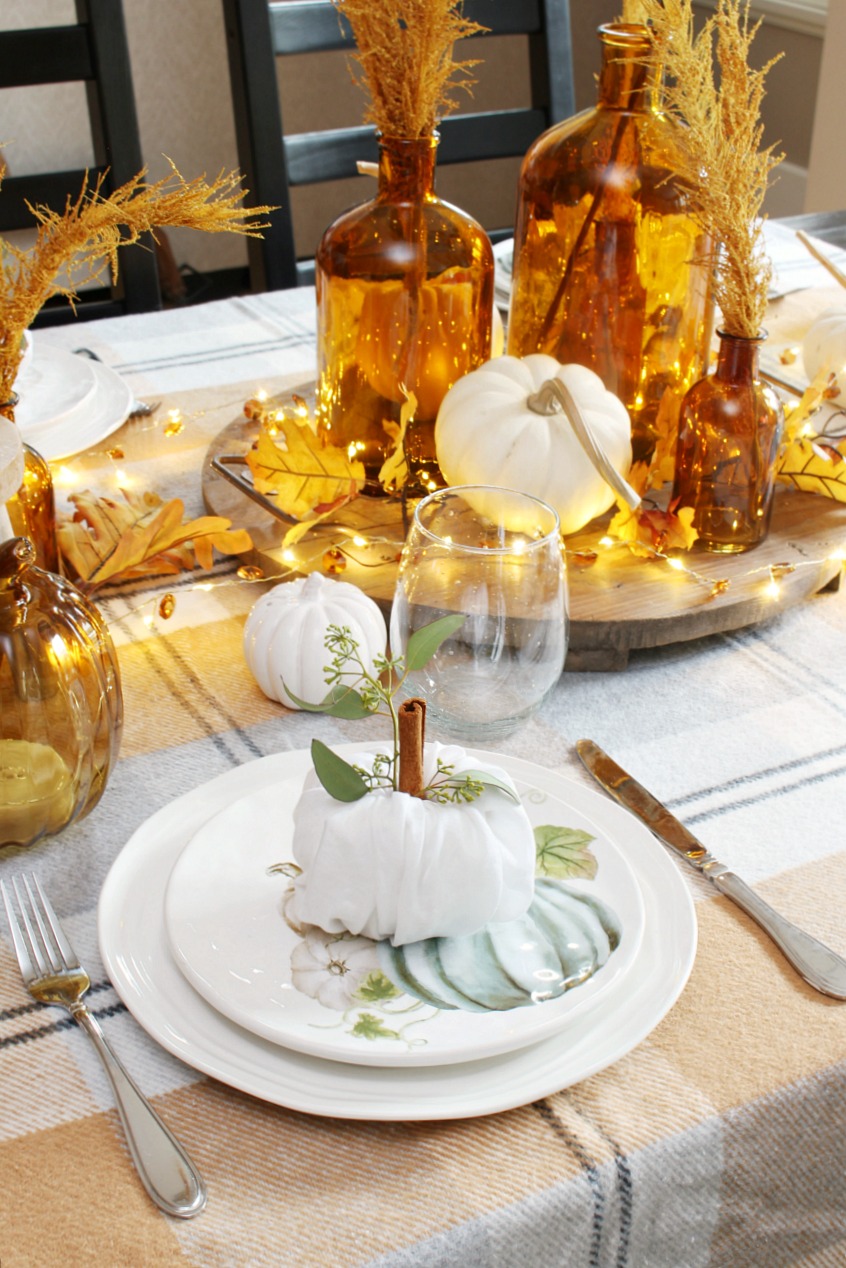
[3,276,846,1268]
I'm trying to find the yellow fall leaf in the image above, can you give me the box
[246,418,365,520]
[648,389,684,489]
[279,482,361,550]
[776,436,846,502]
[781,367,836,446]
[378,388,418,493]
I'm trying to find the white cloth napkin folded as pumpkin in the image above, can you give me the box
[290,742,536,946]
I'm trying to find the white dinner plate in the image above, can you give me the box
[16,345,133,460]
[99,749,697,1121]
[162,757,646,1067]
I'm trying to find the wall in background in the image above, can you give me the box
[806,0,846,211]
[0,0,832,282]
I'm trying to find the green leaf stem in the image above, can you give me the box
[404,613,466,672]
[311,738,369,802]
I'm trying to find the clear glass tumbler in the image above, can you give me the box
[390,486,568,742]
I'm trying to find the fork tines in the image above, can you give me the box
[1,875,77,983]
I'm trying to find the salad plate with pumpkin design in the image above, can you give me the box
[163,743,646,1068]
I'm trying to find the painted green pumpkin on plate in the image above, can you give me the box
[377,878,620,1013]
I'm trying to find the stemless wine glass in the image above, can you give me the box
[390,485,568,741]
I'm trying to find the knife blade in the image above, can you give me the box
[576,739,846,1000]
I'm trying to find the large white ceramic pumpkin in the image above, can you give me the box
[803,305,846,395]
[435,354,634,535]
[243,572,387,708]
[289,742,536,945]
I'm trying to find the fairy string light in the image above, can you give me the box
[49,384,846,633]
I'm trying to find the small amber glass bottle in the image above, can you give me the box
[507,23,713,466]
[315,134,494,493]
[671,331,783,553]
[1,395,59,573]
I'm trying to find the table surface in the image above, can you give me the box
[3,222,846,1267]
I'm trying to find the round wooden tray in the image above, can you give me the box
[203,410,846,670]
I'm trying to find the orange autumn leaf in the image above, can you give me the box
[638,506,698,552]
[607,500,698,556]
[58,488,252,592]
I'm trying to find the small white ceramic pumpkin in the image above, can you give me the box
[243,572,387,708]
[803,305,846,395]
[435,354,634,535]
[289,742,535,945]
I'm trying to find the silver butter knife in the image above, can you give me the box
[576,739,846,1000]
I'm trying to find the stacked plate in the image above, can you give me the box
[15,341,133,461]
[99,745,697,1121]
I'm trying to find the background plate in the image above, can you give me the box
[17,345,133,460]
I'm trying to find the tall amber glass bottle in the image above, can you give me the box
[671,331,783,553]
[316,134,494,493]
[1,396,59,573]
[507,24,713,466]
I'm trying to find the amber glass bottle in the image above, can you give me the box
[1,396,59,573]
[672,331,783,553]
[316,134,494,493]
[507,24,713,466]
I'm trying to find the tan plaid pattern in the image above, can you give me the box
[2,285,846,1266]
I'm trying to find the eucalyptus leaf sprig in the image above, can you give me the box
[286,614,520,806]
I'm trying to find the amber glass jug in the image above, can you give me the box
[0,537,123,847]
[507,23,713,466]
[671,332,784,553]
[316,134,494,493]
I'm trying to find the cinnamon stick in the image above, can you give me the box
[398,697,426,797]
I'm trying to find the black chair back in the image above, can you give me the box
[223,0,575,289]
[0,0,161,325]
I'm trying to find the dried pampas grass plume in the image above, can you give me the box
[620,0,652,23]
[636,0,783,338]
[333,0,486,137]
[0,161,272,402]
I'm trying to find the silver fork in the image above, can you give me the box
[2,875,207,1218]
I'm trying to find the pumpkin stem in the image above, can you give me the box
[526,378,641,511]
[397,697,426,797]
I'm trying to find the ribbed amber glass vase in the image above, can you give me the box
[1,395,59,573]
[316,134,494,493]
[507,23,713,466]
[671,331,784,553]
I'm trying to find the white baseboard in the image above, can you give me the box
[764,161,808,218]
